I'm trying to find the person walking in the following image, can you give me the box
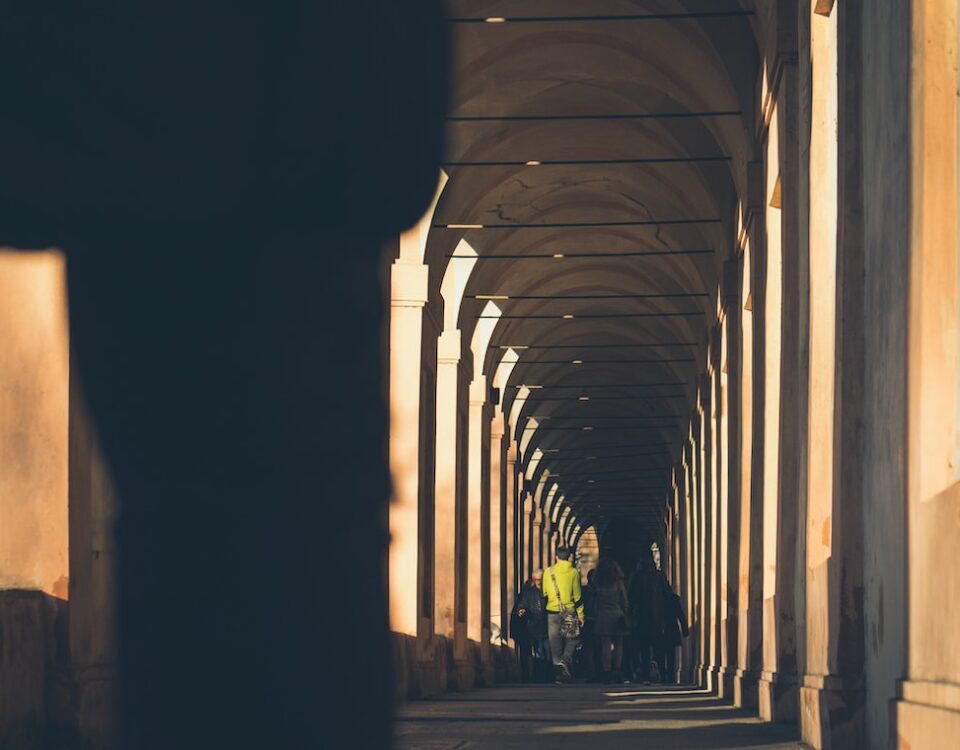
[542,546,584,683]
[510,570,550,683]
[592,559,630,683]
[660,587,689,684]
[628,550,668,683]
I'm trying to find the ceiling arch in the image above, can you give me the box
[427,0,759,538]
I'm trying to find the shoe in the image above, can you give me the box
[558,662,572,680]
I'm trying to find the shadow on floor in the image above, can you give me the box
[394,683,803,750]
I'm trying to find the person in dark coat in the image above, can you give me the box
[628,551,669,683]
[510,570,550,682]
[593,559,630,683]
[660,588,690,684]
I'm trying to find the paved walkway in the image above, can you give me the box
[394,683,804,750]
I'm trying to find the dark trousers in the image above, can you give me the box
[662,644,678,684]
[633,630,657,681]
[518,638,550,682]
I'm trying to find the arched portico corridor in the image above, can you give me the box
[1,2,960,749]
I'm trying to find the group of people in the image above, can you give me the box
[510,546,688,684]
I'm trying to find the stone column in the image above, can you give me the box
[389,260,429,639]
[434,329,462,643]
[736,185,765,710]
[800,4,866,746]
[680,445,694,680]
[466,380,488,648]
[532,506,543,574]
[759,41,801,725]
[489,408,505,648]
[0,251,70,746]
[504,444,518,633]
[900,1,960,745]
[719,265,742,701]
[707,342,722,692]
[697,389,713,686]
[523,495,534,582]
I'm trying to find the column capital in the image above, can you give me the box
[490,408,505,440]
[469,378,488,406]
[437,328,462,364]
[390,261,429,307]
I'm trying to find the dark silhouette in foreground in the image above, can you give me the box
[0,4,446,747]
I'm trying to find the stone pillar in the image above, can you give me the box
[707,342,722,692]
[736,175,765,710]
[800,4,866,746]
[759,34,801,725]
[523,495,534,582]
[719,266,742,701]
[489,409,504,647]
[466,380,488,649]
[898,0,960,745]
[532,506,543,574]
[504,444,518,634]
[681,444,696,682]
[0,251,71,747]
[433,329,461,643]
[388,260,429,638]
[696,391,712,686]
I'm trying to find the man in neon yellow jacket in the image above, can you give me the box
[542,546,585,681]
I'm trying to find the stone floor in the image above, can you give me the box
[394,683,805,750]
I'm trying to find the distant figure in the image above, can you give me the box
[660,588,690,684]
[580,568,600,681]
[628,551,669,683]
[592,559,630,683]
[510,569,550,683]
[543,546,584,682]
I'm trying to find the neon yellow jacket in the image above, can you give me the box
[543,559,584,620]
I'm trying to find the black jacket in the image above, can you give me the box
[510,581,548,641]
[662,591,690,648]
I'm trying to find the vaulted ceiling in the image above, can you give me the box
[427,0,761,542]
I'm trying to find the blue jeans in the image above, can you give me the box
[547,613,579,669]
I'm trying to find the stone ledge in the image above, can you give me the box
[896,686,960,749]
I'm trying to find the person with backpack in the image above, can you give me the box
[542,546,584,683]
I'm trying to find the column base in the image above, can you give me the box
[799,674,864,749]
[718,666,736,700]
[896,680,960,750]
[758,670,798,722]
[451,659,476,692]
[707,666,722,694]
[694,664,707,686]
[733,668,759,709]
